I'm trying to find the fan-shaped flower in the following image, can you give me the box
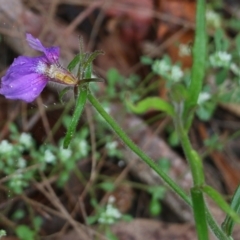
[0,33,78,102]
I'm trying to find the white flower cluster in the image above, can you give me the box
[106,141,118,152]
[44,149,56,164]
[178,43,191,57]
[206,9,221,28]
[59,148,72,162]
[230,63,240,77]
[98,196,122,225]
[17,157,27,168]
[0,229,6,238]
[9,173,25,190]
[197,92,211,105]
[209,51,232,68]
[152,59,183,82]
[0,140,13,154]
[19,132,33,149]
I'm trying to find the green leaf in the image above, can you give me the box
[149,198,161,216]
[202,185,240,224]
[67,53,81,71]
[196,99,216,122]
[127,97,174,116]
[216,68,228,85]
[105,228,119,240]
[185,0,207,114]
[157,158,171,173]
[222,185,240,236]
[98,182,115,192]
[170,83,188,102]
[107,68,121,84]
[191,187,209,240]
[86,215,99,225]
[63,86,88,148]
[82,50,104,71]
[16,225,35,240]
[148,186,166,199]
[168,131,179,147]
[140,56,153,65]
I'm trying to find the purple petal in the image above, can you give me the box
[26,33,60,64]
[26,33,45,52]
[2,56,44,81]
[0,56,48,102]
[44,46,60,64]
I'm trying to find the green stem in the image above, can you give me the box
[87,91,190,205]
[63,86,88,148]
[175,117,205,186]
[191,187,209,240]
[88,92,229,239]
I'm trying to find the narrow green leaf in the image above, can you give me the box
[185,0,207,121]
[222,185,240,236]
[85,62,92,79]
[67,53,81,71]
[202,185,240,224]
[59,87,72,104]
[127,97,174,116]
[82,50,104,71]
[191,187,209,240]
[63,86,88,148]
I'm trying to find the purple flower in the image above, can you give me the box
[0,33,78,102]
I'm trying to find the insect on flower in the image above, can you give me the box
[0,33,78,103]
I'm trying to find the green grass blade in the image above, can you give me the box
[127,97,174,116]
[222,185,240,236]
[67,53,81,71]
[191,187,209,240]
[203,185,240,224]
[185,0,207,121]
[63,86,88,148]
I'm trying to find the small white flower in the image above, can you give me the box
[0,229,6,238]
[218,52,232,62]
[78,140,88,157]
[198,92,211,104]
[210,51,232,68]
[59,148,72,161]
[106,141,118,151]
[44,149,56,163]
[10,173,24,187]
[170,65,183,82]
[230,63,240,76]
[0,140,13,154]
[206,9,221,28]
[98,196,122,225]
[106,205,122,219]
[179,43,191,57]
[103,105,110,114]
[19,133,33,149]
[17,157,27,168]
[108,195,116,204]
[152,60,170,75]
